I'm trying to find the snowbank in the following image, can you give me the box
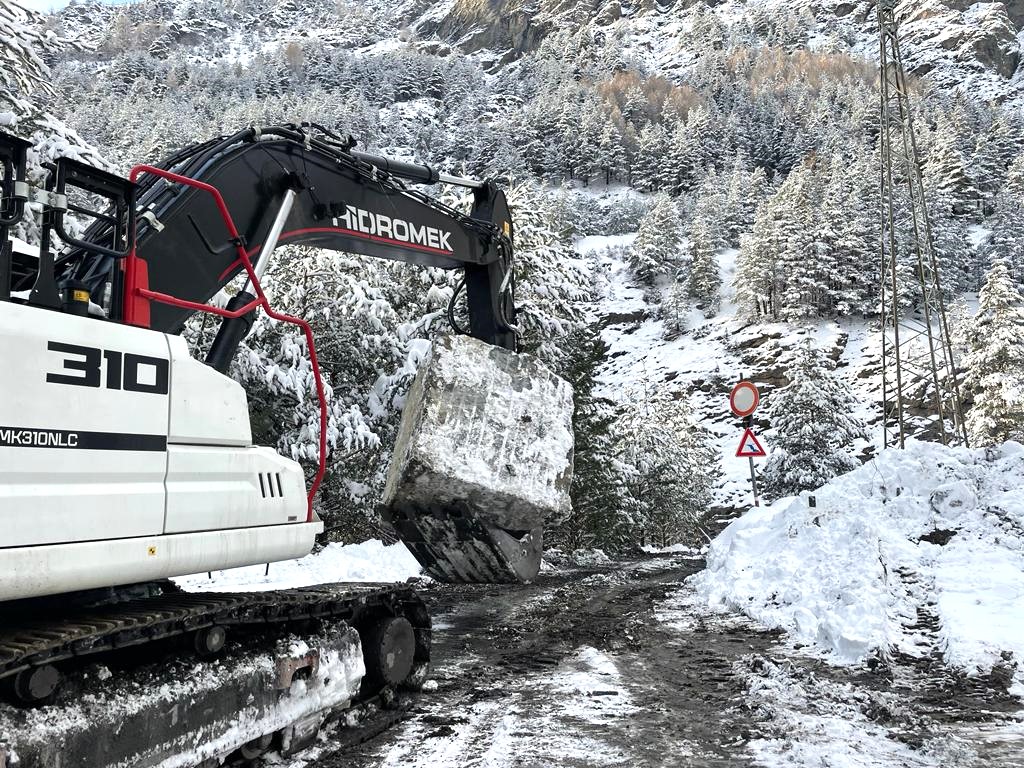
[694,441,1024,693]
[174,539,423,592]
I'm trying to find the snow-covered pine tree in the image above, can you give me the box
[762,340,866,501]
[734,184,789,320]
[0,1,59,117]
[720,153,767,246]
[772,162,834,320]
[962,259,1024,446]
[632,122,670,193]
[687,215,722,316]
[554,327,634,552]
[617,386,718,547]
[0,0,108,243]
[925,117,981,217]
[834,149,880,316]
[988,189,1024,287]
[663,278,690,338]
[597,113,626,185]
[1006,154,1024,199]
[506,182,592,362]
[628,194,683,286]
[922,173,971,298]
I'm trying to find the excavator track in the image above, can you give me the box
[0,583,429,692]
[0,584,430,767]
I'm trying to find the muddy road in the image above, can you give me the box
[294,554,1023,768]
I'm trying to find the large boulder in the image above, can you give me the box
[382,334,574,583]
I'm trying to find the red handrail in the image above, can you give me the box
[125,165,327,523]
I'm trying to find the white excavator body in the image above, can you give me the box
[0,299,320,601]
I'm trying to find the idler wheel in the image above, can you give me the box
[362,616,416,688]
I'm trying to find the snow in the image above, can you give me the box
[694,440,1024,695]
[173,539,423,592]
[365,645,639,767]
[641,543,702,555]
[740,653,969,768]
[580,234,879,510]
[967,224,992,251]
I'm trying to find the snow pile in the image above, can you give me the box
[694,440,1024,693]
[174,539,422,593]
[641,543,702,556]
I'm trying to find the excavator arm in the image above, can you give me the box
[12,124,517,352]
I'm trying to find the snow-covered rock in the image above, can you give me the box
[383,333,575,532]
[694,440,1024,695]
[410,0,1024,102]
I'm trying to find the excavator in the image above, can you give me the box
[0,124,568,766]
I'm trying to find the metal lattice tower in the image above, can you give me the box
[877,0,968,448]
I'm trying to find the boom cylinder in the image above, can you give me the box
[206,188,297,373]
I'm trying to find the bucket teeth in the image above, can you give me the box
[385,502,542,583]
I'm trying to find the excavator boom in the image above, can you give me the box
[53,124,517,350]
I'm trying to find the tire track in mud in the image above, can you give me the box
[310,556,780,768]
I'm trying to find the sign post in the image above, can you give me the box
[731,380,766,507]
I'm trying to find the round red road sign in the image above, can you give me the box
[730,381,759,418]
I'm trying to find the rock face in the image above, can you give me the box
[383,334,574,583]
[409,0,1024,102]
[899,1,1021,81]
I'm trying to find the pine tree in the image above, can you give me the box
[554,328,633,552]
[925,117,980,217]
[773,163,832,320]
[0,1,59,116]
[505,182,592,360]
[597,113,626,185]
[988,196,1024,287]
[720,153,767,246]
[922,173,970,298]
[632,122,670,193]
[664,119,698,195]
[663,279,690,338]
[618,386,718,547]
[687,215,722,316]
[629,194,683,285]
[762,340,866,500]
[834,149,881,316]
[735,183,791,320]
[962,259,1024,445]
[1006,154,1024,198]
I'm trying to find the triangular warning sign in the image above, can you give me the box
[736,428,767,458]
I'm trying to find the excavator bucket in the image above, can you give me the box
[382,335,574,583]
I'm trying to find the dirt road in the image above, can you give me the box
[297,554,1023,768]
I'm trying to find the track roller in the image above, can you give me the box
[362,616,416,688]
[6,664,61,707]
[193,626,227,659]
[238,733,274,760]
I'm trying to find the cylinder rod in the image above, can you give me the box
[245,188,297,289]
